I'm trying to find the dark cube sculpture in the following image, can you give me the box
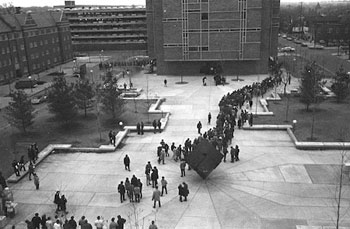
[187,139,223,179]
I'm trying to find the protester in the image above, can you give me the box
[152,186,161,208]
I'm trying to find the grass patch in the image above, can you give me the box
[255,95,350,142]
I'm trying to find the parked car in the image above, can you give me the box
[31,95,47,105]
[301,42,308,47]
[309,45,324,50]
[294,40,302,44]
[282,34,287,39]
[280,47,295,52]
[287,37,293,41]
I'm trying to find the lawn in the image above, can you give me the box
[255,95,350,142]
[0,99,163,178]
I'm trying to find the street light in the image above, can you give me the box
[90,69,94,83]
[292,120,297,132]
[28,75,33,93]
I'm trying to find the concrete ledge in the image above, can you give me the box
[243,124,292,130]
[7,144,72,183]
[149,98,166,114]
[259,98,271,113]
[114,129,129,147]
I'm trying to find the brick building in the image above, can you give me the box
[147,0,280,76]
[54,1,147,52]
[0,11,73,83]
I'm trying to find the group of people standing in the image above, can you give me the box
[54,191,68,214]
[117,174,143,203]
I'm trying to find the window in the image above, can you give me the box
[8,58,11,65]
[21,44,24,50]
[22,56,26,61]
[29,42,33,48]
[13,45,16,52]
[1,48,5,54]
[189,46,199,51]
[201,47,208,51]
[31,54,34,60]
[45,40,48,45]
[201,13,208,20]
[34,42,37,47]
[40,41,43,46]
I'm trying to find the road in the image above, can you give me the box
[278,37,350,76]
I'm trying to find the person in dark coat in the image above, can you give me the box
[178,184,184,202]
[157,119,161,133]
[68,216,77,229]
[118,181,126,203]
[41,214,47,229]
[117,215,126,229]
[151,167,158,188]
[248,113,253,127]
[208,112,211,124]
[140,121,144,135]
[136,122,141,135]
[234,145,240,161]
[108,130,113,144]
[196,121,202,134]
[60,195,68,214]
[0,171,7,189]
[19,155,26,171]
[81,220,93,229]
[54,191,61,213]
[152,120,157,134]
[182,182,189,201]
[124,155,130,171]
[31,213,41,229]
[28,162,35,180]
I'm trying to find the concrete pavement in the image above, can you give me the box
[4,72,350,229]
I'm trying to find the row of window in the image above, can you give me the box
[24,27,70,37]
[0,71,14,81]
[179,28,261,33]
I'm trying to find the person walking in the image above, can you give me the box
[208,112,211,125]
[160,176,168,196]
[41,214,47,229]
[180,160,186,177]
[182,182,189,201]
[136,122,141,135]
[152,120,157,134]
[230,146,235,163]
[33,173,40,190]
[123,155,130,171]
[28,162,35,180]
[151,167,158,188]
[248,113,253,127]
[157,119,162,133]
[152,186,161,208]
[19,155,26,172]
[140,121,144,135]
[159,149,165,165]
[178,183,184,202]
[12,159,20,177]
[60,195,68,214]
[235,145,240,161]
[118,181,126,203]
[164,79,167,87]
[197,121,202,134]
[148,221,158,229]
[108,130,113,145]
[54,191,61,213]
[134,185,141,203]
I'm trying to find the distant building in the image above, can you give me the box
[0,11,73,83]
[309,14,350,46]
[54,1,147,52]
[147,0,280,76]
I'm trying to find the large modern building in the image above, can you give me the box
[147,0,280,75]
[54,1,147,52]
[0,11,73,83]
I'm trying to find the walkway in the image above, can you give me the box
[5,73,350,229]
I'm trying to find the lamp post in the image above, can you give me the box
[90,69,94,83]
[28,75,33,92]
[292,119,297,132]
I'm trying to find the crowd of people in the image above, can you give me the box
[24,213,130,229]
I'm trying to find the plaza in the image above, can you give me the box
[3,72,350,229]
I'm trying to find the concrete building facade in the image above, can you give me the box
[0,11,73,83]
[54,1,147,52]
[147,0,280,75]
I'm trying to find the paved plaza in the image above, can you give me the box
[5,73,350,229]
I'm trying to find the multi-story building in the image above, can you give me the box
[0,11,73,83]
[308,14,350,46]
[54,1,147,52]
[147,0,280,75]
